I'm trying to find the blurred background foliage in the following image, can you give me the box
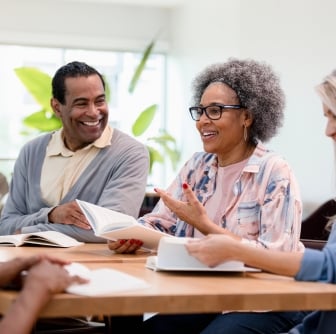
[14,39,180,175]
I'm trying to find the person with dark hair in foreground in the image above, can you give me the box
[0,255,86,334]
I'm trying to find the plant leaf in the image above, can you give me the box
[147,145,164,174]
[147,132,181,170]
[160,142,181,170]
[102,75,111,102]
[128,40,155,94]
[14,67,52,109]
[23,110,62,132]
[132,104,158,136]
[147,132,177,144]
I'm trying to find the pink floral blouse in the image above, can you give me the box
[139,142,304,252]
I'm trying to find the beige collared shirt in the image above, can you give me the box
[41,125,113,206]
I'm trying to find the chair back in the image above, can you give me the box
[300,199,336,250]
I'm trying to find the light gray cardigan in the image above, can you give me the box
[0,129,149,242]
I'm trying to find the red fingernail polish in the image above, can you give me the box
[182,183,188,189]
[154,188,158,192]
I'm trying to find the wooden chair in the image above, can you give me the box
[138,192,160,217]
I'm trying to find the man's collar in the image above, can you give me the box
[47,125,113,157]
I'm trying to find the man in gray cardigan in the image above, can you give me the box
[0,61,149,242]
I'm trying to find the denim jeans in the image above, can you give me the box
[200,311,309,334]
[110,311,309,334]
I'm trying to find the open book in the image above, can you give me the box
[65,262,150,296]
[76,199,171,250]
[0,231,83,248]
[146,237,260,272]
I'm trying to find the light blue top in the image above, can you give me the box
[289,222,336,334]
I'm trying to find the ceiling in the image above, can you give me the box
[60,0,185,8]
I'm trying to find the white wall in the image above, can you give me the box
[1,0,335,210]
[0,0,170,51]
[168,0,336,211]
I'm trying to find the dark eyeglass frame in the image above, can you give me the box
[189,103,244,121]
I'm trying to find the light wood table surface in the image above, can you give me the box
[1,261,336,318]
[0,243,151,263]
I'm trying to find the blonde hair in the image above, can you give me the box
[315,70,336,116]
[316,70,336,231]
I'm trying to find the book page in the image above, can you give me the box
[23,231,83,248]
[65,262,150,296]
[76,200,137,235]
[0,234,25,246]
[76,200,172,251]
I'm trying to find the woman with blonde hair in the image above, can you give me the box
[184,69,336,334]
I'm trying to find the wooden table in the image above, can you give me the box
[1,261,336,318]
[0,243,151,263]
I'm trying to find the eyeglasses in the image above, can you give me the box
[189,103,244,121]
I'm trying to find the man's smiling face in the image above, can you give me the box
[51,74,108,151]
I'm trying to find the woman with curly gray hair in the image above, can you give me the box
[108,58,306,333]
[184,68,336,334]
[190,57,285,144]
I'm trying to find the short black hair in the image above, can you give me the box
[52,61,105,104]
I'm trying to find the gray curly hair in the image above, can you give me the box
[191,58,285,142]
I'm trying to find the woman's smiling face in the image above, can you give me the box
[323,103,336,142]
[196,82,247,160]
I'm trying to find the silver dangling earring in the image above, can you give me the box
[243,124,248,142]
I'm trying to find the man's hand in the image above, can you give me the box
[0,256,41,288]
[24,259,88,296]
[48,201,91,229]
[0,254,73,288]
